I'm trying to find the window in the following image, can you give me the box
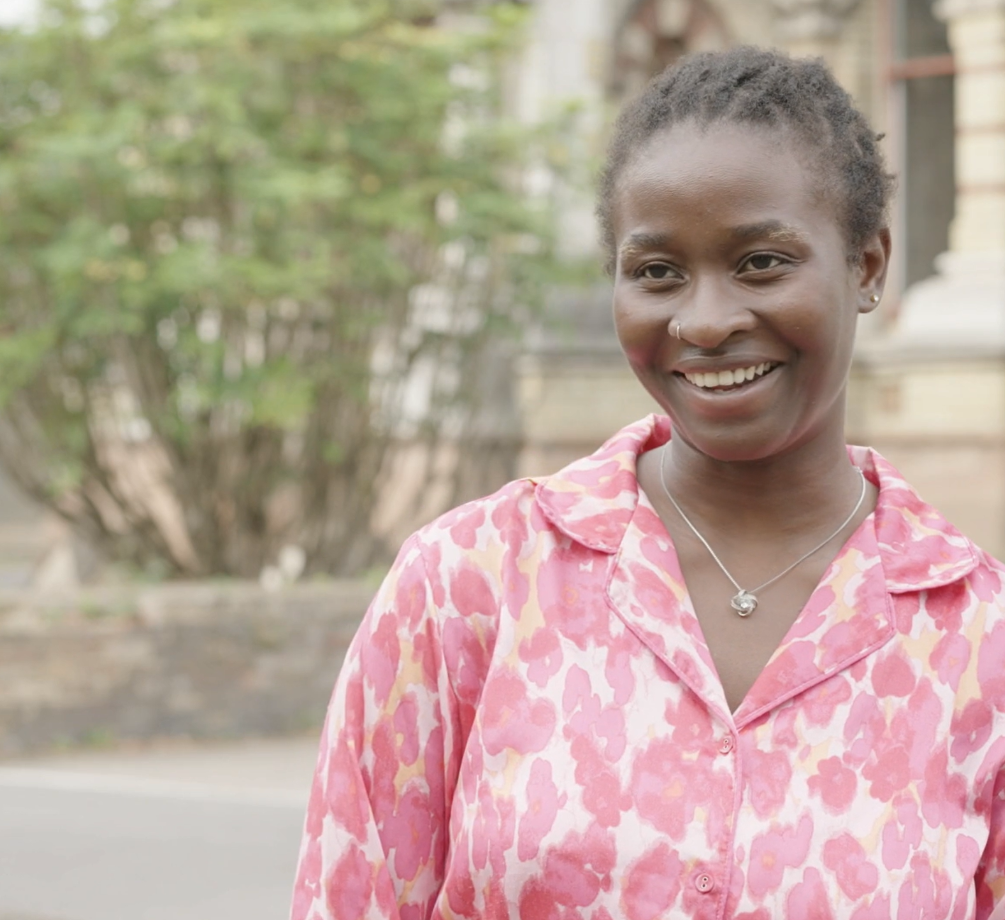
[885,0,956,292]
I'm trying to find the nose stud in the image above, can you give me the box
[674,322,682,339]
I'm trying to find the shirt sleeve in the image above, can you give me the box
[977,763,1005,920]
[289,535,461,920]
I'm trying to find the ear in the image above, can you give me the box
[856,227,891,314]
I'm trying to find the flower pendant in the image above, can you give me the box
[730,591,758,617]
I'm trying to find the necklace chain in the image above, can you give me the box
[658,446,867,617]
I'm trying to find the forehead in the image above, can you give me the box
[613,120,839,241]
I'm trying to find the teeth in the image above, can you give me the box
[684,363,776,389]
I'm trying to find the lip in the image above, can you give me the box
[672,362,782,411]
[672,356,783,375]
[674,360,782,390]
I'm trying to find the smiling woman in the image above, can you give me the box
[613,120,883,471]
[291,48,1005,919]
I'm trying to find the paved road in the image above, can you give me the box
[0,738,320,920]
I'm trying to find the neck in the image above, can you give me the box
[661,429,863,540]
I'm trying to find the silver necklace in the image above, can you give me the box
[658,447,867,617]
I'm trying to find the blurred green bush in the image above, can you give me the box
[0,0,565,578]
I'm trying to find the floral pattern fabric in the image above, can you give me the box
[291,415,1005,920]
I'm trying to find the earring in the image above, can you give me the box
[870,294,880,304]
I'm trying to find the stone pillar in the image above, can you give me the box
[509,0,611,259]
[896,0,1005,342]
[852,0,1005,558]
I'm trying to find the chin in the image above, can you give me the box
[666,421,795,465]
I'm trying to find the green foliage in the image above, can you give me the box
[0,0,563,576]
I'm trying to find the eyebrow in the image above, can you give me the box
[617,221,808,263]
[731,221,808,244]
[618,232,672,261]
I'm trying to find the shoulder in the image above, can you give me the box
[859,446,992,591]
[410,414,669,567]
[845,446,1005,644]
[391,415,667,616]
[960,546,1005,620]
[413,476,544,557]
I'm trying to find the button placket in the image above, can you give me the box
[718,735,734,755]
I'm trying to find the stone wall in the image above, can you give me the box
[0,581,374,756]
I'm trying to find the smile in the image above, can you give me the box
[680,362,779,390]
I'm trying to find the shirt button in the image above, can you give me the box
[695,873,715,893]
[718,736,734,755]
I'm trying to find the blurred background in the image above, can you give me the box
[0,0,1002,917]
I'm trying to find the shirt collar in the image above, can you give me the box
[533,414,979,593]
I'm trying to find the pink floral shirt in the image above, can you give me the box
[291,415,1005,919]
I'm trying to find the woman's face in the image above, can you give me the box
[611,120,888,465]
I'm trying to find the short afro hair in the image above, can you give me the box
[596,46,895,271]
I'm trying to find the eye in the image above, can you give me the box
[636,262,681,282]
[739,253,788,273]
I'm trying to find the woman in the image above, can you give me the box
[291,47,1005,918]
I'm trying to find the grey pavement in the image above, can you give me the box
[0,736,321,920]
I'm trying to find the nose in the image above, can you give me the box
[673,278,756,348]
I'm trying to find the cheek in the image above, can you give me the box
[612,292,670,357]
[782,287,854,344]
